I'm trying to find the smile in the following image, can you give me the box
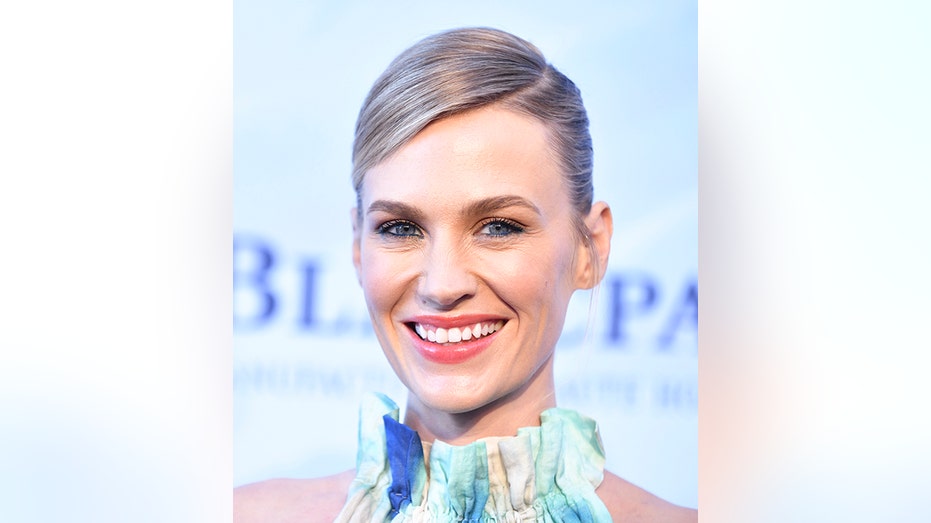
[409,320,505,344]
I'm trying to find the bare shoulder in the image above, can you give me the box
[234,469,355,523]
[596,470,697,523]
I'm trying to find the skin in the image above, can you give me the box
[353,105,610,445]
[234,106,696,522]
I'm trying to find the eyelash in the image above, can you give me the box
[376,219,423,238]
[374,217,526,239]
[479,218,525,237]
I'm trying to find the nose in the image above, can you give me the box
[416,239,476,310]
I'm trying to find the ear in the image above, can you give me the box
[574,201,613,290]
[351,207,362,284]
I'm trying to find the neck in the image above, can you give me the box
[402,357,557,446]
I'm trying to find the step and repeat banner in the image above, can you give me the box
[234,0,697,508]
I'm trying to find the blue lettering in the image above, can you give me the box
[297,260,320,329]
[233,236,277,328]
[656,280,698,349]
[654,378,697,411]
[605,273,658,346]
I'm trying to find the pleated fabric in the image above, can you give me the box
[334,393,613,522]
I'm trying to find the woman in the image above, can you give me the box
[236,27,696,522]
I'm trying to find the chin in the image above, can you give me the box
[406,374,506,415]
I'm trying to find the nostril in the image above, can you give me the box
[416,244,478,308]
[416,277,477,310]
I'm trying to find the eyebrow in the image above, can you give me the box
[366,200,426,222]
[462,195,541,218]
[366,195,541,220]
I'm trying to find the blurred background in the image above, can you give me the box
[234,0,696,508]
[6,1,930,521]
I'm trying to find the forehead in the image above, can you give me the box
[362,106,568,209]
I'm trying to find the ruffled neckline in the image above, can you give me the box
[335,393,613,522]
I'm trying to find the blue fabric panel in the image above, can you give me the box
[383,414,424,518]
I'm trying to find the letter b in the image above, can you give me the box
[233,236,277,328]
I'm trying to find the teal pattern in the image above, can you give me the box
[335,393,613,522]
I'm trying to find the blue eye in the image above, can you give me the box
[480,219,524,237]
[377,220,423,238]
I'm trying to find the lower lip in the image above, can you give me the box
[408,327,498,364]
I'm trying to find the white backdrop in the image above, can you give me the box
[234,0,697,509]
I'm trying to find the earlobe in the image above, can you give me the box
[576,201,613,289]
[351,208,362,284]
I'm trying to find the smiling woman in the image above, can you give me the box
[235,27,696,522]
[356,106,599,426]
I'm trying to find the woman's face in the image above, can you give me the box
[353,106,594,415]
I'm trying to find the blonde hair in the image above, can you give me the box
[352,27,594,221]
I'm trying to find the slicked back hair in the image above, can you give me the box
[352,27,594,224]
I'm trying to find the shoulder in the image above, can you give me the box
[234,469,355,523]
[596,470,697,523]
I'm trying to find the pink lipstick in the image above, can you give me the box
[404,315,505,364]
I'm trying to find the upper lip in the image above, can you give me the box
[401,314,507,329]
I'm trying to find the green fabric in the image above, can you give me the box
[335,393,613,522]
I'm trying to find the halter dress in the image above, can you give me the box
[334,393,613,522]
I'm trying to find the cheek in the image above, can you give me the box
[359,245,417,314]
[359,248,394,309]
[481,242,577,308]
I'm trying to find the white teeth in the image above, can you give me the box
[412,321,505,344]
